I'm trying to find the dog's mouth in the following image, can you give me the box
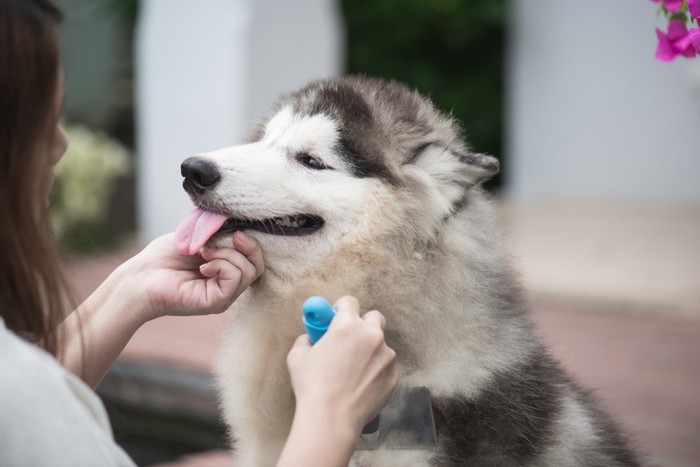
[174,208,324,255]
[218,214,324,236]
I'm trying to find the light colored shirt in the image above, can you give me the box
[0,318,135,467]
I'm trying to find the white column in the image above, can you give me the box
[135,0,343,240]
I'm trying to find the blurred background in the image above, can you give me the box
[54,0,700,466]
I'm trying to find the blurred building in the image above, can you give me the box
[504,0,700,318]
[507,0,700,202]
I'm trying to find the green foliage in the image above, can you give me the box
[105,0,139,20]
[342,0,506,187]
[50,124,130,253]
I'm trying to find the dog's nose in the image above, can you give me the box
[181,157,221,192]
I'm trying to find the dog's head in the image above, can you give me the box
[175,76,498,280]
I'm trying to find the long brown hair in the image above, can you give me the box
[0,0,69,356]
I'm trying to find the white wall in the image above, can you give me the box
[507,0,700,202]
[135,0,343,240]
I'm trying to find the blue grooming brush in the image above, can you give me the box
[300,296,436,450]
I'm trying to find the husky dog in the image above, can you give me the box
[175,76,641,466]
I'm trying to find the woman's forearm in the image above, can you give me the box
[277,405,358,467]
[58,260,150,389]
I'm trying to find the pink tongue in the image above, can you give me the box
[174,208,229,255]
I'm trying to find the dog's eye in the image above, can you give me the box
[296,153,330,170]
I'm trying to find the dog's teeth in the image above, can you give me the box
[277,216,298,228]
[273,215,310,229]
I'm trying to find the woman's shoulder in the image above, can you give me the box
[0,316,82,418]
[0,317,105,417]
[0,318,135,466]
[0,317,61,383]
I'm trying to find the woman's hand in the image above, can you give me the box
[278,296,398,467]
[124,231,264,321]
[60,231,263,388]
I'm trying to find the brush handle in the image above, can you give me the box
[301,296,380,435]
[302,296,336,344]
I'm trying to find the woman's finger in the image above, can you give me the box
[233,231,264,278]
[292,333,312,349]
[202,248,257,286]
[361,310,386,330]
[287,334,312,367]
[199,258,243,298]
[332,295,361,317]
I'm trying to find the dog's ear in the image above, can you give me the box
[408,144,499,207]
[454,150,500,186]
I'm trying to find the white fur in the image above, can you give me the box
[535,394,602,466]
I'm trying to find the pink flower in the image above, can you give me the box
[655,19,696,61]
[688,0,700,21]
[690,28,700,53]
[651,0,683,13]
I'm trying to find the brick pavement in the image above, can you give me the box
[532,306,700,467]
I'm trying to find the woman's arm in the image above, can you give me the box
[59,231,263,388]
